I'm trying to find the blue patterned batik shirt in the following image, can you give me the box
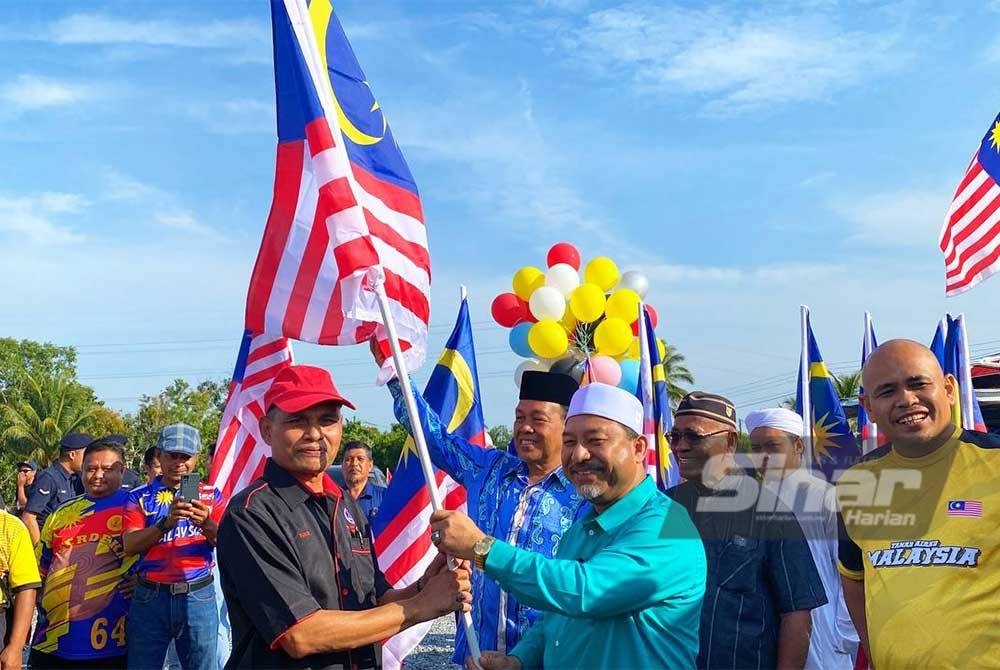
[388,379,584,664]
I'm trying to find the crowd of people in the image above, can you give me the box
[0,337,996,669]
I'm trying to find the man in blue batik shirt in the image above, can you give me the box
[383,368,583,666]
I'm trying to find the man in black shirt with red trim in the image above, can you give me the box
[217,365,472,670]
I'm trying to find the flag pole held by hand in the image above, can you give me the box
[372,281,483,669]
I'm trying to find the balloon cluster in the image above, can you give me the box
[491,242,665,392]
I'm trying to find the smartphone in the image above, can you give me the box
[179,473,201,502]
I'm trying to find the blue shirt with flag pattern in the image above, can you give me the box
[388,379,584,664]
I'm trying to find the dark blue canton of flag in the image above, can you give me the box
[637,306,680,490]
[796,314,860,481]
[942,314,988,432]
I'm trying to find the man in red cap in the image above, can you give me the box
[217,365,472,670]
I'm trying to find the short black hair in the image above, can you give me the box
[342,441,373,461]
[84,439,125,464]
[143,445,158,467]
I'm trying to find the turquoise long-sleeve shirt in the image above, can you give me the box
[485,476,707,670]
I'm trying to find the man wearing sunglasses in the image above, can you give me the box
[667,392,826,670]
[13,462,37,517]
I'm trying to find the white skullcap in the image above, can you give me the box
[567,383,644,435]
[744,408,804,437]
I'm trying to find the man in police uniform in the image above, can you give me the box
[217,365,472,669]
[839,340,1000,668]
[22,432,90,545]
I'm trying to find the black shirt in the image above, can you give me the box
[120,469,142,491]
[217,459,391,670]
[25,463,83,527]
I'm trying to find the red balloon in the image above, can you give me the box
[491,293,528,328]
[546,242,581,270]
[630,304,659,336]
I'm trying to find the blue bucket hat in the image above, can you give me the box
[156,423,202,456]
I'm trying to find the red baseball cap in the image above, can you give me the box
[264,365,356,413]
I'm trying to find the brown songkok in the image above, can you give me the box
[675,391,738,430]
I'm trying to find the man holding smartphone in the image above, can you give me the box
[122,423,223,670]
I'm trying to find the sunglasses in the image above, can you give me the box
[667,429,732,445]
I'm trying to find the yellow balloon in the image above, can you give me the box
[595,318,631,356]
[528,320,569,359]
[512,266,544,301]
[605,289,640,323]
[569,283,606,323]
[561,310,578,334]
[626,337,641,360]
[584,257,619,292]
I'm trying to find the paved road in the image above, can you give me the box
[404,615,460,669]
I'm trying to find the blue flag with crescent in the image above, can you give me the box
[796,315,860,480]
[930,321,946,368]
[943,314,988,432]
[637,307,679,490]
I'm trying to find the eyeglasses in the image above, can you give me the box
[667,429,731,445]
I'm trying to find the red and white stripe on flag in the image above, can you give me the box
[210,333,294,504]
[940,154,1000,296]
[246,0,430,374]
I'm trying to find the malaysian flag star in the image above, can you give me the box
[838,339,1000,670]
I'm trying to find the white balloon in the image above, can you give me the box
[514,359,548,388]
[528,285,567,321]
[544,263,581,297]
[618,270,650,298]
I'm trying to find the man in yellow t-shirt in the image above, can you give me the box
[838,339,1000,669]
[0,509,41,668]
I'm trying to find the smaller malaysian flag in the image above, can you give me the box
[940,112,1000,295]
[210,329,294,504]
[947,500,983,517]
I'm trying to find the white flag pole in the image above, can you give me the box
[800,305,813,470]
[958,313,976,430]
[863,311,878,454]
[372,283,482,668]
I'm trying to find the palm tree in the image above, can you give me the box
[661,343,695,409]
[1,372,100,463]
[832,370,863,402]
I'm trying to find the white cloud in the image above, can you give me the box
[184,99,274,135]
[99,168,222,238]
[649,261,845,285]
[48,13,268,50]
[564,5,906,114]
[0,74,93,110]
[154,212,221,239]
[833,187,950,247]
[0,192,87,243]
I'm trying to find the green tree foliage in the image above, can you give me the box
[0,338,78,405]
[662,343,695,409]
[488,424,513,449]
[832,370,863,402]
[0,372,100,464]
[127,379,228,471]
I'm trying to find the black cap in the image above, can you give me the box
[675,392,738,430]
[101,434,128,446]
[16,460,38,471]
[518,371,578,407]
[60,432,93,452]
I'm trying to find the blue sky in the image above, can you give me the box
[2,0,1000,430]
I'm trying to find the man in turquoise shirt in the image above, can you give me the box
[431,383,707,670]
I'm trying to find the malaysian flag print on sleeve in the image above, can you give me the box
[246,0,430,372]
[940,111,1000,295]
[210,329,294,504]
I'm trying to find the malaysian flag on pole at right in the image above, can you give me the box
[210,329,294,505]
[940,111,1000,296]
[246,0,430,377]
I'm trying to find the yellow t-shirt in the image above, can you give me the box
[837,426,1000,669]
[0,510,42,604]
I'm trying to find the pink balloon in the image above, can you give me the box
[588,355,622,386]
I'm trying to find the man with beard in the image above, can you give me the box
[30,438,136,669]
[839,340,1000,668]
[430,383,706,669]
[375,339,583,666]
[668,392,826,670]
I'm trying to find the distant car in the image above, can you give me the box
[325,464,389,488]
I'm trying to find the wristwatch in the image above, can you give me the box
[155,517,170,534]
[473,535,496,570]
